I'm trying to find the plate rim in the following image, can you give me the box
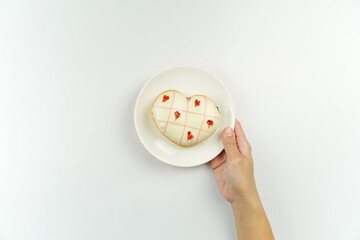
[134,65,235,167]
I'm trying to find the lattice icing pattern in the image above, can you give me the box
[151,90,220,147]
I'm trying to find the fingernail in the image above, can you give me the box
[225,127,233,136]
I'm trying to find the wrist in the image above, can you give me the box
[231,192,262,212]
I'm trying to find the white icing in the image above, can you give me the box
[151,90,220,147]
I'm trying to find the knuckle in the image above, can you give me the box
[234,156,243,162]
[231,155,244,165]
[248,144,252,152]
[245,142,252,152]
[224,137,236,147]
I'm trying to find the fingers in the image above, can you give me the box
[222,127,240,160]
[234,119,252,159]
[210,150,226,170]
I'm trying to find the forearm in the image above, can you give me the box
[231,195,274,240]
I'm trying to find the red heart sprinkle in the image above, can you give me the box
[162,95,169,102]
[207,120,214,128]
[187,131,194,141]
[174,111,180,120]
[195,99,200,107]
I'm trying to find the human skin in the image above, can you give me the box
[210,119,275,240]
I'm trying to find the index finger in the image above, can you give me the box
[234,119,252,159]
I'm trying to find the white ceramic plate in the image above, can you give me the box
[134,66,235,167]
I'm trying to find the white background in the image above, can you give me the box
[1,0,360,239]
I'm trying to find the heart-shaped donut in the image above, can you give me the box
[151,90,220,147]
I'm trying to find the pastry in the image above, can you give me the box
[151,90,220,147]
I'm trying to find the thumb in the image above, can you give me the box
[222,127,240,160]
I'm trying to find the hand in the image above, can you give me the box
[210,119,275,239]
[210,119,259,208]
